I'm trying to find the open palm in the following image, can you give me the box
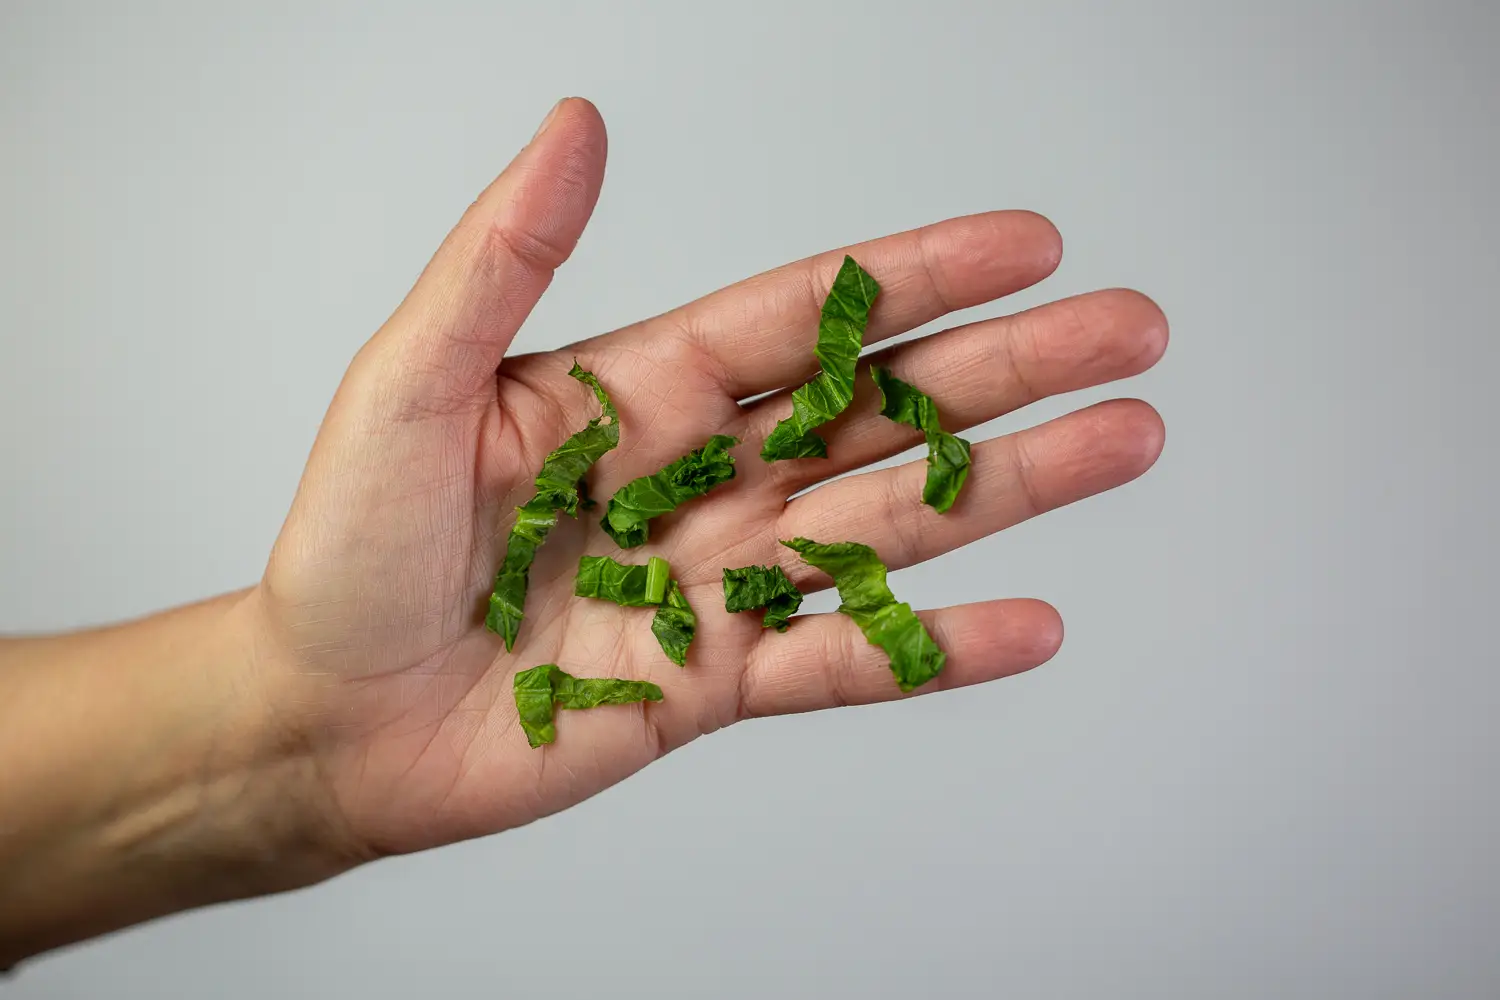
[255,100,1167,860]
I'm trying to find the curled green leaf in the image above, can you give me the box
[760,256,881,461]
[513,663,663,748]
[870,367,973,514]
[722,564,804,632]
[780,537,945,692]
[574,555,698,666]
[601,435,739,547]
[650,580,697,667]
[486,363,619,650]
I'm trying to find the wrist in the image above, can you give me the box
[223,587,376,885]
[0,590,366,965]
[109,590,374,898]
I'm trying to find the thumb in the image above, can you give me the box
[373,97,607,414]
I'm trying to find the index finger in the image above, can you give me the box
[646,211,1064,399]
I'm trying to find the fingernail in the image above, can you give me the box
[532,99,565,140]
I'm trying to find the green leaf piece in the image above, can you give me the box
[486,362,620,649]
[601,435,740,547]
[650,580,697,667]
[780,538,945,692]
[645,556,671,604]
[574,555,657,607]
[513,663,664,748]
[869,367,973,514]
[722,565,804,632]
[573,555,698,666]
[760,256,881,461]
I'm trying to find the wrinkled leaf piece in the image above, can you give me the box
[722,565,804,632]
[651,580,697,667]
[574,555,697,666]
[760,256,881,461]
[870,367,973,514]
[574,555,657,607]
[486,363,619,650]
[513,663,663,748]
[780,538,945,692]
[602,435,740,547]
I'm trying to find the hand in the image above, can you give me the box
[253,98,1168,862]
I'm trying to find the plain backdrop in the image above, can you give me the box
[2,2,1497,997]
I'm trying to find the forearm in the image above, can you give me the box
[0,591,357,967]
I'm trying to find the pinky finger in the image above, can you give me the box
[736,598,1063,719]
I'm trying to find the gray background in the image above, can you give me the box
[2,2,1497,997]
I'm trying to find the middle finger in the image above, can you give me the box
[741,287,1167,495]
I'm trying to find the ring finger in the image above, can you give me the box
[772,399,1165,589]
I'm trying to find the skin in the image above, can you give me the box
[0,98,1167,967]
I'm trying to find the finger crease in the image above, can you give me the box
[1008,435,1047,518]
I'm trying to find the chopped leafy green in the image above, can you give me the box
[574,555,656,607]
[780,538,945,692]
[513,663,664,748]
[644,555,671,605]
[760,256,881,461]
[650,580,697,667]
[601,435,739,547]
[870,367,973,514]
[573,555,698,666]
[486,363,619,649]
[722,565,804,632]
